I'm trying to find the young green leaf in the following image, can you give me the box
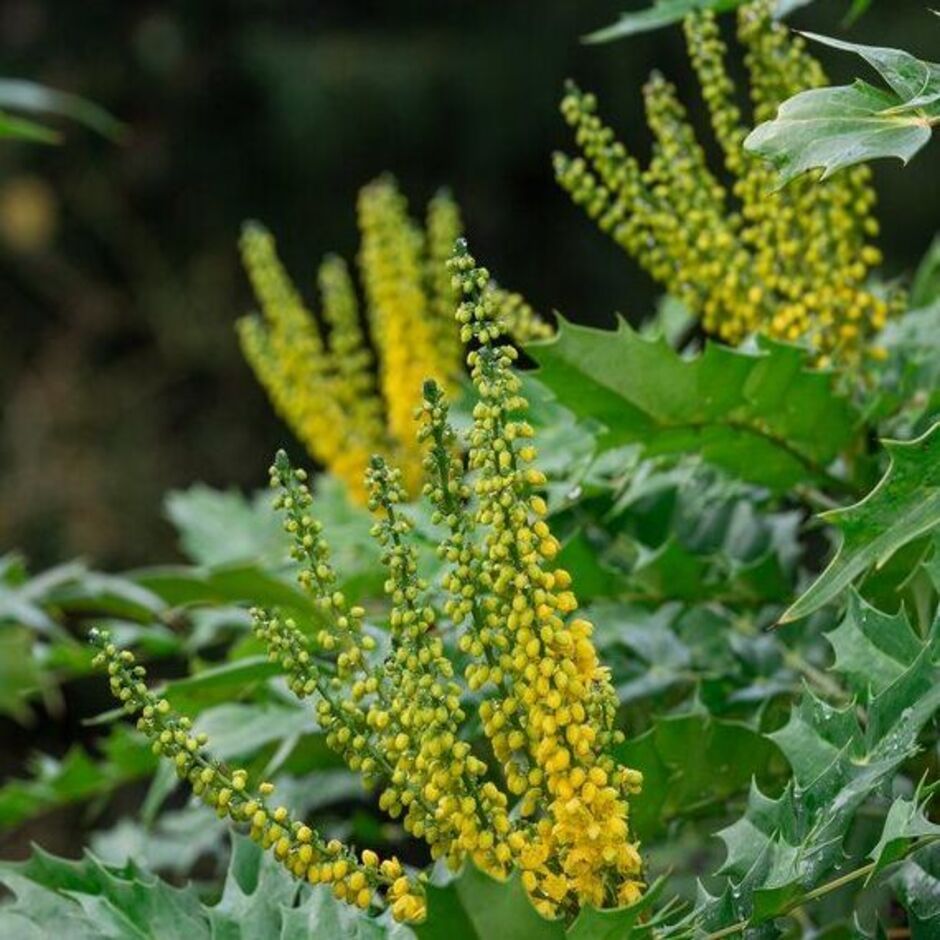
[781,423,940,622]
[528,317,860,493]
[745,32,940,184]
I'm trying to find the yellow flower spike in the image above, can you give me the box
[317,253,386,450]
[557,0,901,363]
[449,239,642,911]
[425,188,467,383]
[240,178,552,503]
[88,628,420,919]
[357,178,444,493]
[237,222,373,502]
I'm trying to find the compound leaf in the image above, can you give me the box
[528,318,859,492]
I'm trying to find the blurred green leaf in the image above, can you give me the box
[164,485,287,567]
[0,110,60,143]
[0,78,124,141]
[0,727,155,834]
[583,0,814,44]
[911,235,940,309]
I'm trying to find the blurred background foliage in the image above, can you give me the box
[0,0,935,572]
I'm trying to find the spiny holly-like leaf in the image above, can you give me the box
[745,32,940,185]
[824,590,924,695]
[528,318,860,492]
[583,0,814,44]
[782,423,940,622]
[691,602,940,933]
[869,794,940,877]
[0,834,395,939]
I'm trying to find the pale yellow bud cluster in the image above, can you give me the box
[239,178,551,503]
[555,0,902,363]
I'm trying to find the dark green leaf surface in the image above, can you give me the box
[614,713,781,840]
[415,866,560,940]
[529,318,859,492]
[782,423,940,622]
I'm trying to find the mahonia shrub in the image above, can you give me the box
[92,239,643,924]
[238,176,550,502]
[554,0,900,363]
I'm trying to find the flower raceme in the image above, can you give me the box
[554,0,901,364]
[237,176,550,503]
[92,238,643,925]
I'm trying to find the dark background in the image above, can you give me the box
[1,0,936,570]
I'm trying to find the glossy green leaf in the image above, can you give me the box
[782,423,940,622]
[745,33,940,184]
[528,318,859,492]
[890,844,940,938]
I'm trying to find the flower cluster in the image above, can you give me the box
[93,239,640,925]
[554,0,900,364]
[238,176,550,502]
[87,628,422,917]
